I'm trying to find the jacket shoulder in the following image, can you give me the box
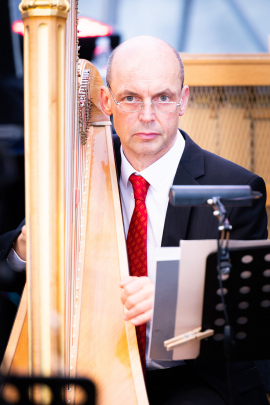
[179,129,260,185]
[202,148,262,185]
[0,220,25,260]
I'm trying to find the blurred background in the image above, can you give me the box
[81,0,270,53]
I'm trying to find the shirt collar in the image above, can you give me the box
[120,130,185,192]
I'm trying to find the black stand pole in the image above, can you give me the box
[207,197,234,358]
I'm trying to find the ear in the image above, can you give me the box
[179,85,189,117]
[100,86,113,116]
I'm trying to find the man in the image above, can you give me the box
[1,36,268,404]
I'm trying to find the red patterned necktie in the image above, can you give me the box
[126,174,150,377]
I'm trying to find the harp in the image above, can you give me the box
[1,1,148,404]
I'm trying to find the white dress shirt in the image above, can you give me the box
[120,130,185,370]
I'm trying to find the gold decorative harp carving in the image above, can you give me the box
[1,1,149,404]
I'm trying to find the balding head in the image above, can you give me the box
[100,35,189,171]
[106,36,184,86]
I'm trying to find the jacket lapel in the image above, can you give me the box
[113,133,121,181]
[113,130,207,246]
[161,130,205,246]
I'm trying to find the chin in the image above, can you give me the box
[134,141,165,156]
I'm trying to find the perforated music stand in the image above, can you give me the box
[195,244,270,364]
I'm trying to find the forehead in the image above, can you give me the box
[110,48,181,94]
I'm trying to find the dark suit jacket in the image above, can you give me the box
[114,130,267,244]
[0,219,25,292]
[0,130,268,404]
[113,130,268,405]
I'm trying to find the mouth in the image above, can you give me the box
[134,132,159,140]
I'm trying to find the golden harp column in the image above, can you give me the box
[19,0,69,376]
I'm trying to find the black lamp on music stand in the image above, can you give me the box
[168,185,270,362]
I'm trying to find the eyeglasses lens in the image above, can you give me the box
[119,102,177,113]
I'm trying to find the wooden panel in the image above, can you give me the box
[266,186,270,207]
[179,107,217,154]
[254,121,270,184]
[179,81,270,212]
[219,108,251,170]
[181,54,270,86]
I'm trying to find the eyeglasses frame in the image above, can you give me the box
[106,82,183,114]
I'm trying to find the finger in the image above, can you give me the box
[21,225,26,237]
[121,276,151,298]
[131,309,153,326]
[119,276,136,288]
[122,284,154,310]
[17,233,26,243]
[20,233,26,242]
[120,280,143,303]
[121,277,153,307]
[123,297,153,321]
[121,283,146,305]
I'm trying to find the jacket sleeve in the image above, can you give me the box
[228,176,268,240]
[0,219,26,292]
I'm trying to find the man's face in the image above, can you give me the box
[101,47,189,166]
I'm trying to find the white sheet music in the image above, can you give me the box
[150,239,270,361]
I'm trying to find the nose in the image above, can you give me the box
[138,103,156,123]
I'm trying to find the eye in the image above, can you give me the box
[158,95,170,102]
[124,96,136,103]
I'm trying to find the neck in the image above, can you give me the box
[123,137,177,172]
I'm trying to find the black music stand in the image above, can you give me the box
[195,244,270,364]
[168,185,270,364]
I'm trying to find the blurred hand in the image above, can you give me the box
[120,276,154,326]
[14,225,26,261]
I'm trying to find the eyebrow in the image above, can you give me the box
[117,88,177,99]
[153,88,177,98]
[117,90,140,98]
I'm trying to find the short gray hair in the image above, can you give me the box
[106,41,184,86]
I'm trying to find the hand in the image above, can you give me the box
[13,225,26,261]
[120,276,154,326]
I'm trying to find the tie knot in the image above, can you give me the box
[129,174,150,202]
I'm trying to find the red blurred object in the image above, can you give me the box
[12,17,113,38]
[78,17,113,37]
[12,20,24,36]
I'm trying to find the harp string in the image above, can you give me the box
[65,2,92,395]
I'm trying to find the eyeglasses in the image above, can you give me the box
[107,83,182,114]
